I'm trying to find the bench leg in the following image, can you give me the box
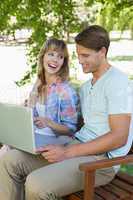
[84,171,95,200]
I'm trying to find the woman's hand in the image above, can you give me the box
[24,92,38,108]
[24,99,28,107]
[34,117,49,128]
[34,116,70,134]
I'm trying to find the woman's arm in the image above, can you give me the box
[34,116,70,135]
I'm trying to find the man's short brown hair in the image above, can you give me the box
[75,25,110,55]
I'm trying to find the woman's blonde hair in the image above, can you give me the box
[37,38,69,95]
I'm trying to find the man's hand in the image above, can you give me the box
[37,145,67,163]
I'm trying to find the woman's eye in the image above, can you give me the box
[59,55,64,59]
[48,53,54,56]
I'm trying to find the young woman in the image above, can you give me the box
[29,38,79,147]
[0,38,79,155]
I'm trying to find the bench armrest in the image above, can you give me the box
[79,154,133,200]
[79,154,133,172]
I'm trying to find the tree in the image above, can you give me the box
[1,0,133,85]
[0,0,81,85]
[84,0,133,33]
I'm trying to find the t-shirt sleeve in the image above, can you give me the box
[59,86,80,133]
[105,75,131,114]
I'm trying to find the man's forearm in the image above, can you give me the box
[64,131,128,159]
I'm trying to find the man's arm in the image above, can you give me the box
[41,113,131,162]
[65,114,131,158]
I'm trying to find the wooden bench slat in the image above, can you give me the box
[112,178,133,193]
[124,195,133,200]
[95,186,119,200]
[66,191,105,200]
[66,172,133,200]
[104,182,131,199]
[116,172,133,185]
[71,192,84,199]
[66,194,81,200]
[94,194,104,200]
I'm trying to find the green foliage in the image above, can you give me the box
[129,75,133,80]
[85,0,133,33]
[0,0,81,86]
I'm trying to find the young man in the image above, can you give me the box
[0,25,131,200]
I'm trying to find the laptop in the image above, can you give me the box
[0,103,71,154]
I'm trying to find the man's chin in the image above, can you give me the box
[83,69,91,73]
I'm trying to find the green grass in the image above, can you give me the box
[120,164,133,175]
[109,56,133,61]
[129,75,133,80]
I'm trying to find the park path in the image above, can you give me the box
[0,40,133,103]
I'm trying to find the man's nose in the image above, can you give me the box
[78,55,84,65]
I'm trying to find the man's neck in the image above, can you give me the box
[92,63,111,85]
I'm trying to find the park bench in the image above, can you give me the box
[66,146,133,200]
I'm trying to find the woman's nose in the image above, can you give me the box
[52,56,58,62]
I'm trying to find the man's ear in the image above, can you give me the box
[100,46,107,57]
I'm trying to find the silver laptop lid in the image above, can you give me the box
[0,103,36,154]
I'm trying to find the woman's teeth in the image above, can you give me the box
[48,64,57,68]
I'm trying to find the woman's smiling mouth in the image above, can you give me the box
[48,63,57,69]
